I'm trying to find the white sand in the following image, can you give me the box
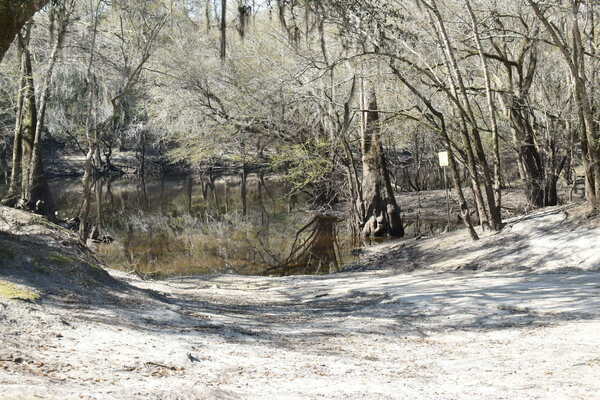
[1,205,600,399]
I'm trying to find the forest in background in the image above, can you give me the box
[0,0,599,254]
[3,3,600,398]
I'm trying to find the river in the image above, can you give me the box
[1,174,360,276]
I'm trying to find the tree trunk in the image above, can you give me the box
[2,32,27,205]
[360,87,403,238]
[79,0,101,243]
[0,139,7,185]
[18,36,37,207]
[208,170,220,212]
[159,173,165,213]
[510,97,549,208]
[205,0,212,33]
[527,0,600,210]
[448,148,479,240]
[240,164,247,216]
[186,174,193,215]
[94,176,104,239]
[220,0,227,60]
[466,0,502,213]
[428,0,501,231]
[224,179,229,213]
[79,145,95,243]
[0,0,49,62]
[136,130,148,210]
[24,4,67,214]
[492,31,550,209]
[387,63,478,239]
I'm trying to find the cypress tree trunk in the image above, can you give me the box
[360,88,403,238]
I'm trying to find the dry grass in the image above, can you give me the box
[0,280,40,301]
[97,212,304,277]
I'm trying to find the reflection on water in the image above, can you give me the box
[2,174,358,276]
[0,174,456,276]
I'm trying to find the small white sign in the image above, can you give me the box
[438,151,449,167]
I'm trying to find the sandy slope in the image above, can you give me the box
[1,205,600,399]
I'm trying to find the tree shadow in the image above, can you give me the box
[2,205,599,355]
[350,206,600,275]
[58,266,600,353]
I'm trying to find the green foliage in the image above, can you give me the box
[272,139,335,196]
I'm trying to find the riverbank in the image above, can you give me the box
[42,150,271,179]
[1,204,600,399]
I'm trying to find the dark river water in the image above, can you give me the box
[1,174,361,276]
